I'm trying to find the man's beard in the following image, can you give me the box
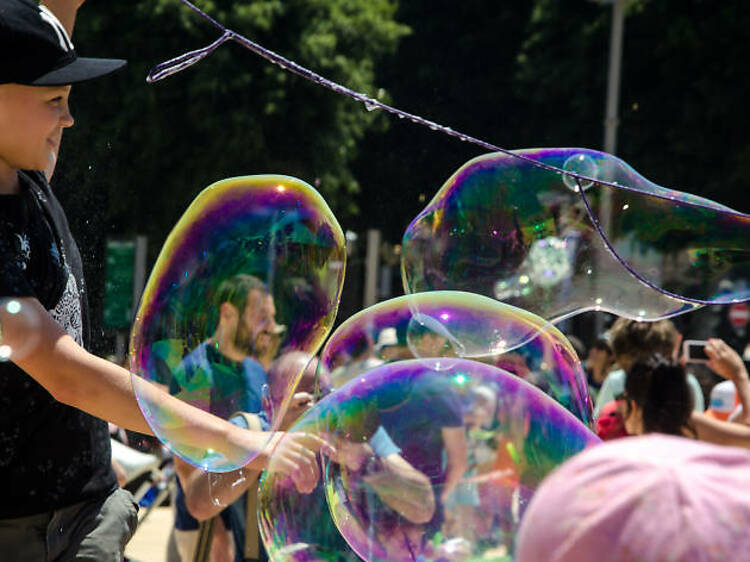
[233,321,257,357]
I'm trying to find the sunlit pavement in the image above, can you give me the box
[125,506,173,562]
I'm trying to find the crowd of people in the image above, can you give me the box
[574,316,750,446]
[520,317,750,561]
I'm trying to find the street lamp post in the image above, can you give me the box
[594,0,627,335]
[598,0,627,239]
[604,0,626,157]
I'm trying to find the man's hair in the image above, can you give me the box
[609,318,677,363]
[213,274,267,312]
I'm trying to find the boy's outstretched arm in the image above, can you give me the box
[1,297,333,465]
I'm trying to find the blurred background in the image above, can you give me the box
[56,0,750,363]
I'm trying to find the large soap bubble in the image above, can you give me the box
[130,175,345,471]
[259,358,599,561]
[320,291,592,425]
[402,148,750,322]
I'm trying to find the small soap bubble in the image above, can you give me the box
[562,152,598,192]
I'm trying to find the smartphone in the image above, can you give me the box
[683,340,709,363]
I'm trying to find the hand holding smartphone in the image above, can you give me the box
[683,340,709,364]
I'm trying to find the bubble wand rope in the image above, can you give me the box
[149,0,750,307]
[149,0,725,208]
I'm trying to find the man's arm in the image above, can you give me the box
[362,453,436,524]
[440,426,468,503]
[176,457,260,521]
[176,429,329,521]
[332,437,436,525]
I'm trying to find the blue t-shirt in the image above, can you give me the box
[171,341,268,420]
[378,373,463,486]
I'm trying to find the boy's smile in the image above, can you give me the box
[0,83,74,192]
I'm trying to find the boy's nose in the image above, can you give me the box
[61,104,74,128]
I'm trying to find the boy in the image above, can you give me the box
[0,2,328,559]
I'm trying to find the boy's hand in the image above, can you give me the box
[706,338,748,382]
[265,431,335,494]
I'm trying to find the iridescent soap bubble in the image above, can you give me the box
[0,298,41,362]
[259,358,600,561]
[402,148,750,323]
[320,291,592,425]
[130,175,346,471]
[562,152,598,192]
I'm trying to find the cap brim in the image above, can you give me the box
[30,57,126,86]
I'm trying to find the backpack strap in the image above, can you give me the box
[232,412,264,561]
[192,517,216,562]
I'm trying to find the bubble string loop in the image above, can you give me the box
[147,30,235,82]
[572,177,713,307]
[151,1,749,223]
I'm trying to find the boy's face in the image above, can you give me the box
[0,84,74,172]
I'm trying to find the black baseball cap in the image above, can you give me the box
[0,0,126,86]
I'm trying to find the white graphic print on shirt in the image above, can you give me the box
[49,272,83,346]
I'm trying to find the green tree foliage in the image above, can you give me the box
[53,0,407,342]
[515,0,750,212]
[352,2,535,241]
[58,0,407,241]
[355,0,749,244]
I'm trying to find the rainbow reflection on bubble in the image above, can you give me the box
[320,291,592,425]
[130,175,345,471]
[258,358,600,561]
[402,148,750,323]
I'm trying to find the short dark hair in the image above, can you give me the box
[213,274,267,312]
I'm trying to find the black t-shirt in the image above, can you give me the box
[0,170,116,518]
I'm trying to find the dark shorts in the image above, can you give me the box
[0,488,139,561]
